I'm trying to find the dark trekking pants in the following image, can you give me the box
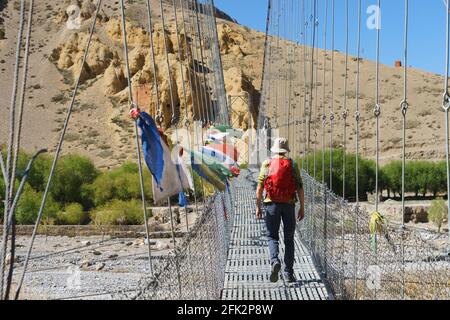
[264,202,296,275]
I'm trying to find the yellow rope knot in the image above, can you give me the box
[369,211,389,254]
[369,211,388,236]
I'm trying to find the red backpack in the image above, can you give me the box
[264,158,297,203]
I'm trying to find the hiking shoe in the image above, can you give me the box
[270,260,281,283]
[284,273,297,283]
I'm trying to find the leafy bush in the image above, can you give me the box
[57,203,87,225]
[428,199,448,233]
[90,199,144,225]
[15,186,60,225]
[88,162,152,206]
[50,154,99,206]
[9,151,98,207]
[26,153,52,192]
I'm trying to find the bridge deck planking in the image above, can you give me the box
[222,171,330,300]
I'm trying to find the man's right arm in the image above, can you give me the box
[297,187,305,221]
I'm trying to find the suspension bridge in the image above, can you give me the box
[1,0,450,300]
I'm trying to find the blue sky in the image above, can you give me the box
[214,0,448,75]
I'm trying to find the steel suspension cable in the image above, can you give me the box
[307,0,317,174]
[267,1,276,135]
[287,0,294,147]
[159,0,180,127]
[188,0,209,125]
[302,0,309,169]
[179,0,198,122]
[205,1,222,123]
[198,2,215,122]
[374,0,381,212]
[185,0,209,200]
[172,0,201,241]
[313,0,319,178]
[259,0,272,127]
[399,0,409,300]
[301,0,307,168]
[145,0,163,126]
[203,1,219,123]
[185,0,206,124]
[172,0,192,133]
[293,0,299,159]
[120,0,155,276]
[13,0,104,299]
[401,0,409,229]
[322,0,328,186]
[355,0,362,205]
[443,0,450,241]
[295,0,302,159]
[293,0,299,158]
[282,0,287,137]
[342,0,349,198]
[9,0,34,211]
[353,2,362,299]
[209,0,230,125]
[329,0,335,190]
[274,1,281,130]
[4,0,25,205]
[0,0,25,299]
[4,0,35,299]
[194,0,213,125]
[158,0,184,298]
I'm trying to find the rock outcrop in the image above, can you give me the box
[48,9,259,129]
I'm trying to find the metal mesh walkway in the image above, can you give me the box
[221,170,330,300]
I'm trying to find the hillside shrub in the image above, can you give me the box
[90,199,144,225]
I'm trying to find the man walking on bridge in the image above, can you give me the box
[256,138,305,283]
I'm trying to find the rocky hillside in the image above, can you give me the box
[0,0,446,168]
[0,0,264,168]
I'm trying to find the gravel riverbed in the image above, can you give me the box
[7,235,175,300]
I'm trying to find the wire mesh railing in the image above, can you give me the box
[119,181,236,300]
[298,171,450,300]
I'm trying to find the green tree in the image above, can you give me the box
[428,199,448,233]
[416,161,433,197]
[429,161,447,197]
[382,161,402,198]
